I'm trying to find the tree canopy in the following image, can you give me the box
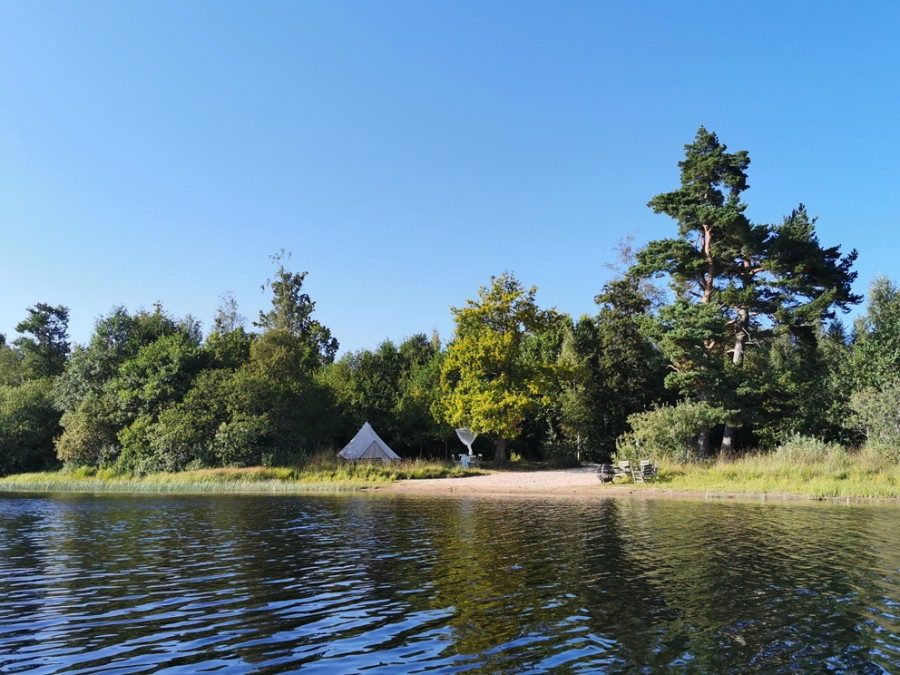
[439,273,558,462]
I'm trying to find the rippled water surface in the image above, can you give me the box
[2,492,900,673]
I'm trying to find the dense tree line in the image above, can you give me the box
[1,128,898,476]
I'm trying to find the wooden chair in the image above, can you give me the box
[614,460,632,481]
[632,459,658,483]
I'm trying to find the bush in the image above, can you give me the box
[616,400,731,464]
[772,434,846,464]
[213,414,270,467]
[850,379,900,460]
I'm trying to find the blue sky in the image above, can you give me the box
[1,2,897,354]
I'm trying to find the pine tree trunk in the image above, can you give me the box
[697,427,712,458]
[720,308,749,454]
[721,424,735,453]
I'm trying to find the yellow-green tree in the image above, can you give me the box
[439,273,555,462]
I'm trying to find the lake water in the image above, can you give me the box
[2,492,899,673]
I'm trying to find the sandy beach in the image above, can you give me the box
[376,465,693,500]
[374,465,821,502]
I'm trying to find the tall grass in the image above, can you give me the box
[0,453,477,494]
[657,439,900,499]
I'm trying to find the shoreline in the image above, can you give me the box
[2,466,897,503]
[373,467,882,503]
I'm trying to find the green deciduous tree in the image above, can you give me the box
[847,276,900,392]
[0,379,61,476]
[439,273,556,462]
[54,306,193,467]
[849,379,900,460]
[0,335,24,386]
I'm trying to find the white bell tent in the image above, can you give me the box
[338,422,400,462]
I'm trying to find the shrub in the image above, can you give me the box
[772,434,846,464]
[616,400,731,463]
[849,379,900,461]
[213,414,270,467]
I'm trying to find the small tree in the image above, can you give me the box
[847,276,900,392]
[0,380,61,475]
[849,379,900,460]
[616,400,732,464]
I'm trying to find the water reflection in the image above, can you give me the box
[1,492,899,673]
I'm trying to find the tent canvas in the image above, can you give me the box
[339,422,400,462]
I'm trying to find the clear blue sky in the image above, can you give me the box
[1,2,897,354]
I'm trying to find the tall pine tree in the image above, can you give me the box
[633,127,859,455]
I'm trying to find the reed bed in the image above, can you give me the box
[0,456,476,494]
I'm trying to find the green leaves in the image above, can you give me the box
[633,127,860,453]
[13,303,70,380]
[0,379,60,476]
[255,251,338,367]
[440,273,557,461]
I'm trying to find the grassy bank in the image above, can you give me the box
[653,446,900,500]
[0,457,477,494]
[3,446,899,500]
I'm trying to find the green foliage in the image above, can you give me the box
[632,127,859,454]
[55,394,120,465]
[0,338,24,386]
[55,306,202,467]
[54,305,182,413]
[750,324,853,448]
[440,273,557,462]
[616,400,732,463]
[849,379,900,460]
[14,303,70,380]
[847,276,900,392]
[554,275,669,461]
[326,333,448,456]
[395,340,450,454]
[113,332,206,422]
[772,434,846,464]
[646,299,732,402]
[255,250,338,368]
[212,414,271,467]
[0,379,61,476]
[205,326,254,369]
